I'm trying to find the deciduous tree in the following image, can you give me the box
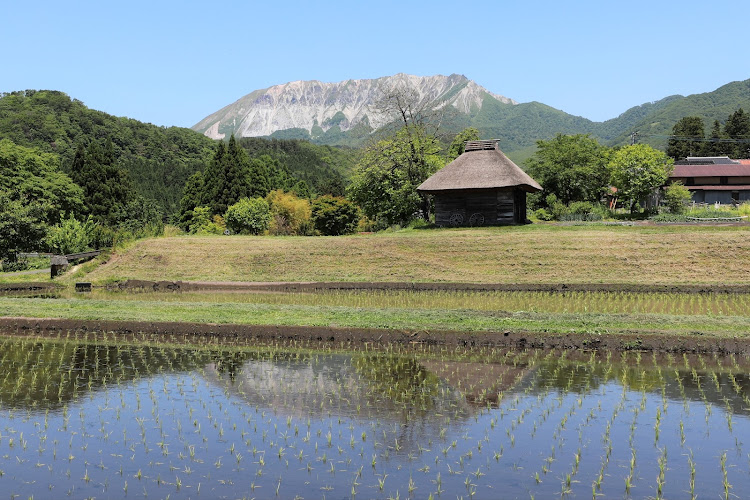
[608,144,673,214]
[525,134,610,205]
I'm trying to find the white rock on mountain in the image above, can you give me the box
[192,73,516,140]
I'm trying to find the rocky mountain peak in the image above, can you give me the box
[192,74,517,140]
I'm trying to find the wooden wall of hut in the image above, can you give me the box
[433,188,527,226]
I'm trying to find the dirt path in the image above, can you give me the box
[1,317,748,354]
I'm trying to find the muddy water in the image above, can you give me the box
[0,338,748,499]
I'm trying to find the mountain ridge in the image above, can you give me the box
[193,73,516,140]
[193,74,750,154]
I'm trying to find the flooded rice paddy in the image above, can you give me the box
[0,334,749,499]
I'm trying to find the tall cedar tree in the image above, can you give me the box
[724,108,750,158]
[70,140,134,225]
[705,120,726,156]
[202,137,251,215]
[666,117,705,160]
[189,136,292,218]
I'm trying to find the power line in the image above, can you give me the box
[635,133,750,144]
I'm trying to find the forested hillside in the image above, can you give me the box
[600,79,750,149]
[0,90,215,216]
[237,137,358,196]
[0,91,355,217]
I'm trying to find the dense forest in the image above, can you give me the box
[0,91,357,219]
[0,90,364,267]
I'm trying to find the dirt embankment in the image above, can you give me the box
[0,282,61,292]
[110,279,750,295]
[1,317,748,355]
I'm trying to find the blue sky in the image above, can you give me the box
[3,0,749,128]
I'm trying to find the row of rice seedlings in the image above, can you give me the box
[91,288,750,316]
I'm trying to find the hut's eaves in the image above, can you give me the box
[417,145,542,193]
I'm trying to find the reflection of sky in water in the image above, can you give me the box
[0,344,748,499]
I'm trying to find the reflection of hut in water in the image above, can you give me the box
[420,360,535,406]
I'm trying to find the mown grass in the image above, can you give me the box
[3,296,749,338]
[79,224,750,285]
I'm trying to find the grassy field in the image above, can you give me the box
[4,224,750,341]
[77,224,750,285]
[2,294,749,338]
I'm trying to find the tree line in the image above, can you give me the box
[524,134,674,218]
[666,108,750,160]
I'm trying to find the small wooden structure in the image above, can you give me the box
[50,250,103,278]
[417,140,542,226]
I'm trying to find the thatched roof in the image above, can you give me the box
[418,141,542,193]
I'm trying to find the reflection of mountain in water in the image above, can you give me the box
[201,353,478,454]
[203,354,468,443]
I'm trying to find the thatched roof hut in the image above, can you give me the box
[418,140,542,226]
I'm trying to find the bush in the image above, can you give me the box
[47,213,94,254]
[266,190,312,235]
[663,183,692,214]
[533,208,553,221]
[311,195,360,235]
[567,201,595,215]
[650,213,688,222]
[224,197,271,235]
[188,206,221,234]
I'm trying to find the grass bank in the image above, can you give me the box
[79,224,750,285]
[2,295,749,339]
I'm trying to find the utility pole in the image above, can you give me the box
[630,131,639,145]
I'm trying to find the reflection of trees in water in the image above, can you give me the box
[526,355,750,416]
[0,337,257,413]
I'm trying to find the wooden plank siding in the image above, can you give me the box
[432,188,526,226]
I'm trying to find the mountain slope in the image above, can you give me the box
[193,74,518,142]
[600,79,750,148]
[194,74,750,154]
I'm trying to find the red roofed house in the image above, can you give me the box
[668,156,750,204]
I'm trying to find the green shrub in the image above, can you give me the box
[224,198,271,235]
[188,206,218,234]
[311,195,360,235]
[663,183,692,214]
[47,213,94,254]
[533,208,553,221]
[567,201,595,215]
[650,213,688,222]
[686,207,737,218]
[266,190,312,235]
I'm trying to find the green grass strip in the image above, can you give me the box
[2,297,749,338]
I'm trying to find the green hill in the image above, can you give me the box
[0,91,356,218]
[0,90,216,217]
[599,79,750,149]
